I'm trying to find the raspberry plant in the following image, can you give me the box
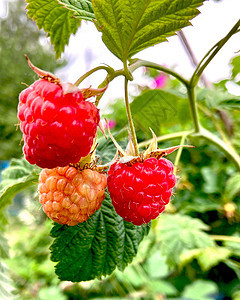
[1,0,240,297]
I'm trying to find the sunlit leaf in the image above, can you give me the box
[197,246,231,271]
[26,0,81,58]
[58,0,95,21]
[93,0,204,61]
[224,173,240,201]
[156,214,214,266]
[182,280,218,300]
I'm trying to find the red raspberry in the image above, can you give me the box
[38,166,107,226]
[18,79,100,168]
[107,157,176,225]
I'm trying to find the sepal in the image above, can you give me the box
[106,127,194,166]
[25,55,60,84]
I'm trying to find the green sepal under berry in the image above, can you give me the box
[50,193,150,282]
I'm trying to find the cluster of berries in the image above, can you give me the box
[18,60,176,226]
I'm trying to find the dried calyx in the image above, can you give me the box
[70,138,108,174]
[24,55,107,99]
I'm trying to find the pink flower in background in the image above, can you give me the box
[103,119,116,130]
[151,73,167,89]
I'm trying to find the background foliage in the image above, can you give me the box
[0,0,64,160]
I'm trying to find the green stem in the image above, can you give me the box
[95,69,125,106]
[94,58,189,106]
[129,59,189,87]
[187,86,200,133]
[174,134,188,175]
[210,235,240,243]
[199,127,240,170]
[124,60,133,81]
[74,65,114,86]
[124,78,139,156]
[190,19,240,87]
[198,103,234,146]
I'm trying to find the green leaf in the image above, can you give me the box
[179,197,219,214]
[224,173,240,201]
[156,214,214,266]
[182,280,218,300]
[50,194,150,282]
[1,158,36,181]
[201,167,219,194]
[225,259,240,279]
[233,290,240,300]
[92,0,204,61]
[38,286,67,300]
[197,246,231,271]
[131,90,191,136]
[0,232,9,259]
[97,135,128,165]
[0,262,15,300]
[147,280,178,296]
[224,235,240,256]
[231,55,240,79]
[0,211,8,231]
[144,251,170,279]
[26,0,81,58]
[117,265,145,287]
[181,246,232,272]
[0,158,39,211]
[58,0,95,21]
[197,88,240,110]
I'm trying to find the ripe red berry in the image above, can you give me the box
[38,166,107,226]
[18,79,100,168]
[107,157,176,225]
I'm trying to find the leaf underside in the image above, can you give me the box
[50,194,150,282]
[58,0,95,21]
[26,0,82,58]
[92,0,205,61]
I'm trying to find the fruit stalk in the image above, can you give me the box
[124,77,139,156]
[186,85,200,133]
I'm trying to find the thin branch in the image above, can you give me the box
[190,19,240,87]
[178,30,212,88]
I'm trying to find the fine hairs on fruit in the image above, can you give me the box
[107,157,176,225]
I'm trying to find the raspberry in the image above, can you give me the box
[38,166,107,226]
[18,79,100,168]
[107,157,176,225]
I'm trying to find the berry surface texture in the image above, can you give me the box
[18,79,100,168]
[38,166,107,226]
[107,157,176,225]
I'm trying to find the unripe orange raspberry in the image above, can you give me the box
[38,166,107,226]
